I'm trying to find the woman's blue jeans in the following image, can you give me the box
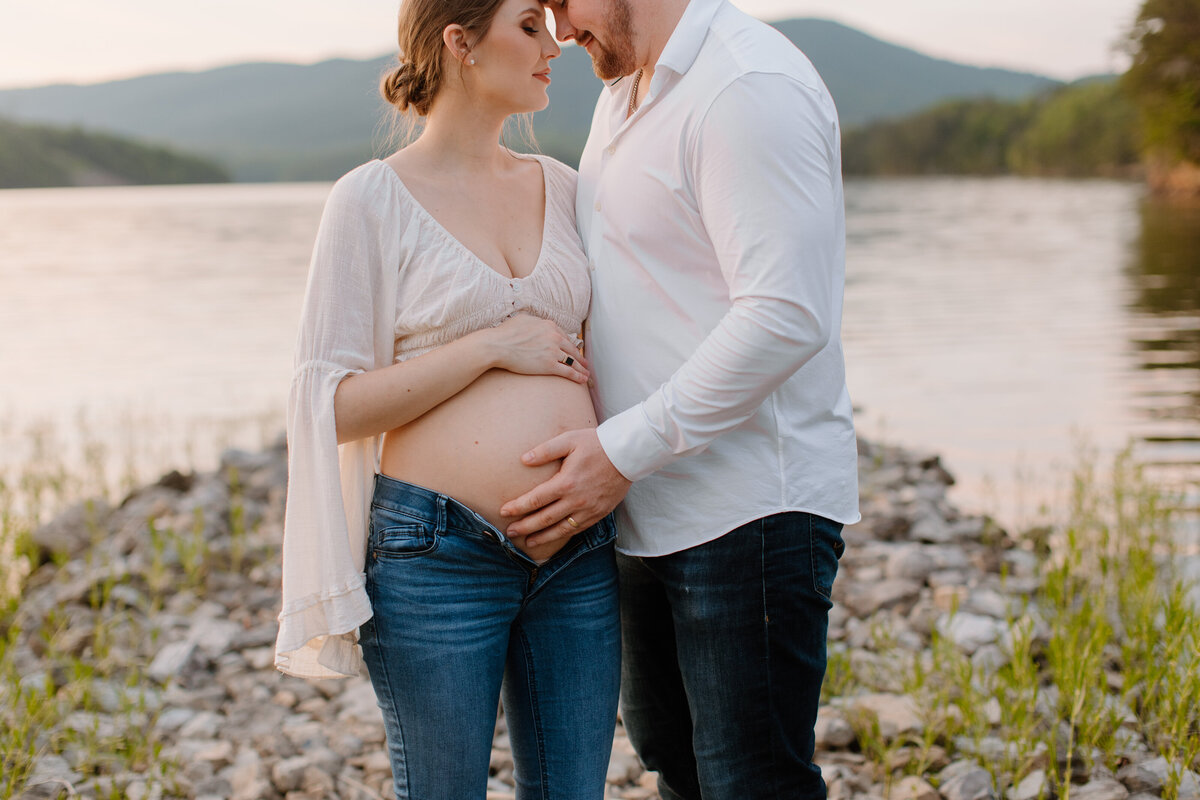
[358,474,621,800]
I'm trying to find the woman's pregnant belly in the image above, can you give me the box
[379,369,598,562]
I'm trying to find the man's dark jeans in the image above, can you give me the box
[617,511,845,800]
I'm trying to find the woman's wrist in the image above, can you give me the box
[463,326,504,372]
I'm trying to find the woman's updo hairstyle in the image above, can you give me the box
[381,0,509,116]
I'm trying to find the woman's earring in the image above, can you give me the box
[468,57,476,65]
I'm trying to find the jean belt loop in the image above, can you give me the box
[435,492,448,536]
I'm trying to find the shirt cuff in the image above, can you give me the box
[596,404,674,482]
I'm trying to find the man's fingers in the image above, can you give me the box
[499,483,558,518]
[520,432,574,468]
[505,499,573,537]
[525,512,598,547]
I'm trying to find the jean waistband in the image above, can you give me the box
[371,473,498,535]
[370,472,616,548]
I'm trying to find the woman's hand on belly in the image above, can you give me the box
[483,314,589,384]
[333,315,588,444]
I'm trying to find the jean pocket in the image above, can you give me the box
[809,514,845,600]
[370,509,438,560]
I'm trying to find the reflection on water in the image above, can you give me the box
[1127,200,1200,443]
[1125,200,1200,537]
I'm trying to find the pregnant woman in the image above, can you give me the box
[273,0,620,797]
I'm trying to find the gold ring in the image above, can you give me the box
[566,516,579,528]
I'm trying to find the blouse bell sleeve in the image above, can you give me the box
[274,164,401,679]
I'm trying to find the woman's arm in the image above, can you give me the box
[333,313,588,443]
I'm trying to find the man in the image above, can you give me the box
[500,0,860,796]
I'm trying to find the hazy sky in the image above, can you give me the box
[0,0,1141,90]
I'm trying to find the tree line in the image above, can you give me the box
[843,0,1199,191]
[0,117,229,189]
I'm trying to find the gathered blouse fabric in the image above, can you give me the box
[275,155,590,679]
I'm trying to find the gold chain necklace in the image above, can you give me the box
[627,68,644,117]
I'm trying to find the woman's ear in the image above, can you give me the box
[443,25,475,65]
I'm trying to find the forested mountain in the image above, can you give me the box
[842,80,1141,178]
[0,19,1060,181]
[0,117,230,189]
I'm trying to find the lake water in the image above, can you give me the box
[1,177,1197,533]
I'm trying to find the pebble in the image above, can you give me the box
[1072,776,1130,800]
[891,775,939,800]
[938,763,996,800]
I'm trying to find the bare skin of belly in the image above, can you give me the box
[380,369,597,563]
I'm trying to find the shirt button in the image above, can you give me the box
[588,261,596,272]
[594,201,602,212]
[605,145,616,155]
[511,281,522,293]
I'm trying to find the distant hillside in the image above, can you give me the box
[842,79,1141,178]
[772,19,1061,125]
[0,117,230,189]
[0,18,1062,181]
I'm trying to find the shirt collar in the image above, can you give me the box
[604,0,724,91]
[655,0,724,78]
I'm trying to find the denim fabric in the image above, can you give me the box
[617,512,845,800]
[359,474,621,800]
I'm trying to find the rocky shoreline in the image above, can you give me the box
[7,436,1198,800]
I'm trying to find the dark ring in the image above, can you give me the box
[562,356,575,367]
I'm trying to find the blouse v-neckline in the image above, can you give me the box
[379,154,551,282]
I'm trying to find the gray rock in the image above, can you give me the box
[948,517,986,541]
[937,612,1006,654]
[937,764,995,800]
[606,737,642,785]
[971,645,1010,674]
[148,640,197,682]
[886,545,937,583]
[847,693,923,741]
[1071,777,1129,800]
[892,776,939,800]
[23,753,82,792]
[178,710,224,739]
[1002,549,1039,578]
[223,751,269,800]
[846,579,923,617]
[1118,758,1168,794]
[1177,771,1200,800]
[912,512,955,544]
[1008,769,1048,800]
[189,617,243,658]
[815,706,857,749]
[963,588,1012,619]
[272,755,310,793]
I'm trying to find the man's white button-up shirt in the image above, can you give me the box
[579,0,861,556]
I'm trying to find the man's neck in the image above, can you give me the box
[635,0,690,77]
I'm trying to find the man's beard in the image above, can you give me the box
[587,0,638,80]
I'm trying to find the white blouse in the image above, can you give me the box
[275,154,590,679]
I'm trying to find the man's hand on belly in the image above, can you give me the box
[500,428,631,546]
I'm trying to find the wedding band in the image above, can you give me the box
[566,516,579,528]
[561,355,575,367]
